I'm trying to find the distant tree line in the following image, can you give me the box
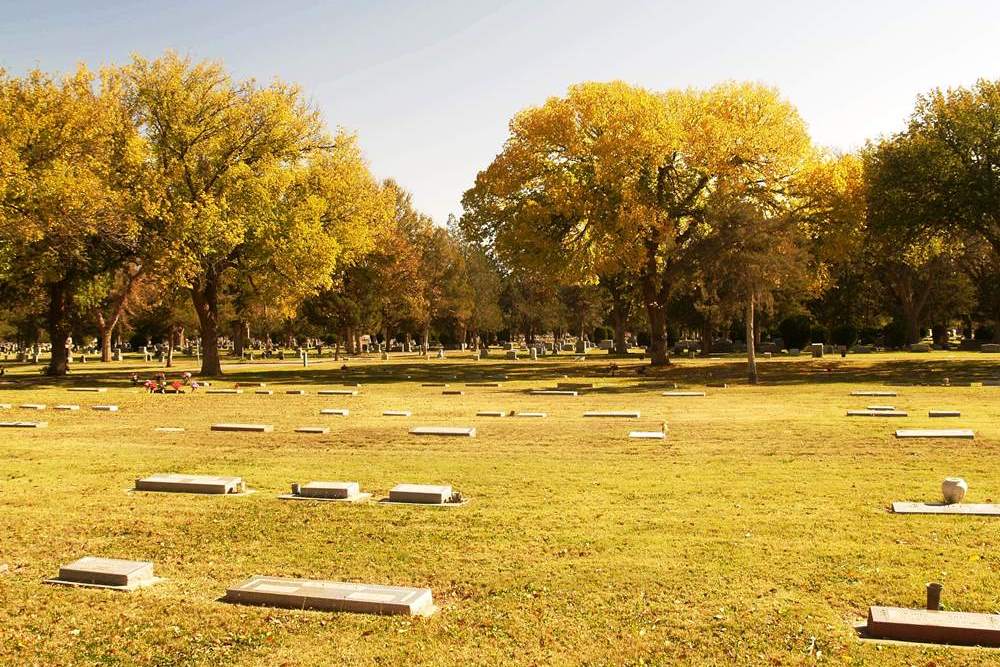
[2,55,999,380]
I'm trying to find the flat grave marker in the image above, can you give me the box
[513,412,546,418]
[68,388,107,393]
[92,405,119,412]
[629,431,666,439]
[0,404,9,410]
[529,390,577,396]
[154,427,185,433]
[706,383,728,388]
[207,389,242,395]
[286,389,307,395]
[867,405,896,411]
[409,426,476,437]
[255,390,274,395]
[318,390,358,396]
[476,411,506,417]
[0,421,47,428]
[19,404,46,410]
[211,423,273,433]
[466,383,501,387]
[319,408,349,416]
[224,576,434,616]
[891,502,1000,516]
[280,481,369,502]
[388,483,454,504]
[54,404,80,411]
[294,426,330,434]
[584,411,641,418]
[442,390,464,395]
[847,410,907,417]
[45,557,161,591]
[929,410,961,418]
[864,605,1000,647]
[382,410,411,417]
[557,382,593,389]
[134,473,246,494]
[662,391,705,397]
[421,383,448,387]
[895,429,974,439]
[851,391,897,397]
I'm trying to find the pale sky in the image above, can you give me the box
[3,0,999,223]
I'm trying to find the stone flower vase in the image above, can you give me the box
[941,477,968,504]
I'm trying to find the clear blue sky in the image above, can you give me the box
[3,0,1000,223]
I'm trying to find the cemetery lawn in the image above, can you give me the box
[1,352,999,666]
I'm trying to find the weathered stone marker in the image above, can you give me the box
[442,390,464,395]
[662,391,705,397]
[409,426,476,437]
[382,410,412,417]
[476,411,506,417]
[892,502,1000,516]
[54,404,80,411]
[318,390,358,396]
[895,429,974,439]
[92,405,119,412]
[294,426,330,434]
[319,408,349,416]
[584,411,641,418]
[47,557,160,591]
[68,388,107,393]
[135,473,246,494]
[207,389,242,395]
[557,382,593,389]
[513,412,546,418]
[629,431,666,439]
[0,421,47,428]
[466,383,502,387]
[421,383,448,387]
[865,605,1000,647]
[529,390,577,396]
[211,423,273,432]
[388,483,453,504]
[284,481,365,501]
[866,405,896,411]
[285,389,307,395]
[255,390,274,395]
[851,391,897,397]
[154,427,185,433]
[847,410,907,417]
[929,410,961,418]
[224,576,435,616]
[19,404,46,410]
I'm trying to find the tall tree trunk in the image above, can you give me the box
[700,319,714,357]
[233,320,248,357]
[46,278,73,376]
[97,311,114,363]
[421,324,430,353]
[166,325,176,368]
[640,238,669,366]
[746,294,758,385]
[191,271,223,376]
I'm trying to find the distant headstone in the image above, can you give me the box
[810,343,824,358]
[929,410,961,418]
[382,410,412,417]
[0,421,47,428]
[207,389,242,394]
[529,390,577,396]
[225,576,434,616]
[68,387,106,393]
[54,404,80,411]
[892,501,1000,516]
[92,405,119,412]
[286,389,307,395]
[318,390,358,396]
[662,391,705,397]
[513,412,546,418]
[210,423,273,432]
[255,390,274,395]
[476,411,506,417]
[289,481,362,500]
[629,431,666,440]
[294,426,330,434]
[409,426,475,437]
[865,605,1000,647]
[388,483,453,504]
[846,410,907,417]
[135,473,246,494]
[584,411,641,418]
[466,382,501,387]
[850,391,897,397]
[506,350,518,360]
[442,390,464,395]
[319,408,349,416]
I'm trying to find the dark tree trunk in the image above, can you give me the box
[640,238,670,366]
[98,315,114,363]
[191,271,223,376]
[700,319,713,357]
[46,278,73,376]
[746,295,758,385]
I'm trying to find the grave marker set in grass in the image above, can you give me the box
[134,473,248,495]
[409,426,476,437]
[224,577,435,616]
[280,481,370,502]
[210,423,274,432]
[45,557,161,591]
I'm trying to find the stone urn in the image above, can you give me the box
[941,477,968,504]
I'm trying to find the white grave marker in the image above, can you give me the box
[135,473,246,494]
[225,576,434,616]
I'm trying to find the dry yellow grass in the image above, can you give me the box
[0,351,998,665]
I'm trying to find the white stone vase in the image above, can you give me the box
[941,477,968,504]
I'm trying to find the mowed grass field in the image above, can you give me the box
[1,351,998,666]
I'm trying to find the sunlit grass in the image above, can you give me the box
[1,351,998,665]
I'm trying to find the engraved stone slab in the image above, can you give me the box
[867,405,896,411]
[211,423,273,432]
[224,576,434,616]
[320,408,349,416]
[851,391,897,397]
[47,557,159,590]
[294,426,330,434]
[513,412,546,418]
[866,606,1000,647]
[662,392,705,397]
[706,383,728,388]
[286,390,307,395]
[442,390,464,395]
[154,427,185,433]
[68,388,107,393]
[383,410,412,417]
[135,473,245,494]
[409,426,476,437]
[19,404,46,410]
[255,390,273,395]
[421,383,448,387]
[92,405,119,412]
[529,390,577,396]
[929,410,961,417]
[466,383,501,387]
[476,411,506,417]
[629,431,666,439]
[847,410,907,417]
[299,481,359,499]
[892,502,1000,516]
[54,404,80,411]
[207,389,243,394]
[318,390,358,396]
[389,483,452,504]
[0,421,47,428]
[0,403,9,409]
[584,411,641,418]
[895,429,974,439]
